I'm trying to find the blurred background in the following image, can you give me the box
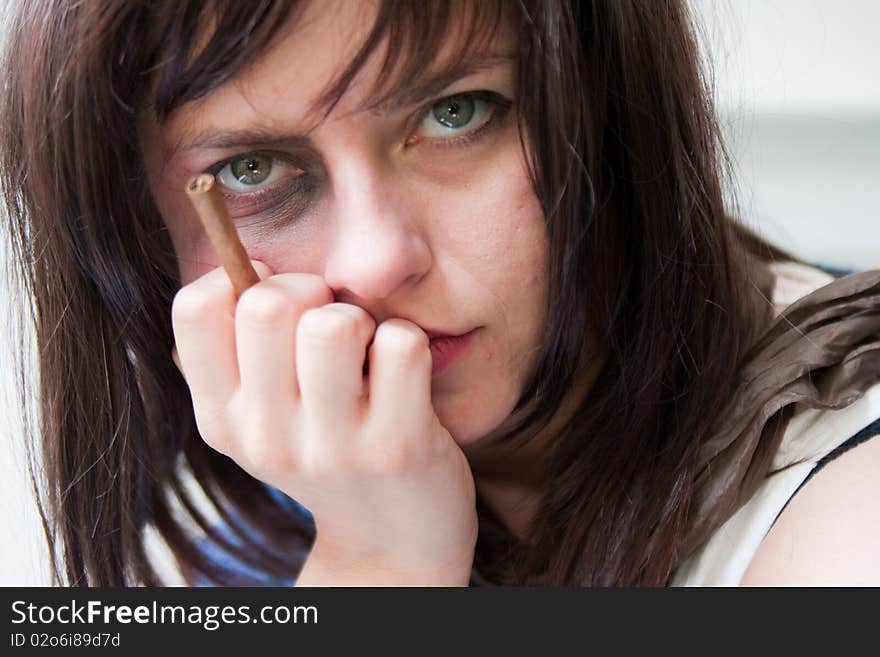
[2,0,879,585]
[694,0,879,271]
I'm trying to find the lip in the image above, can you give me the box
[428,328,477,376]
[424,329,466,339]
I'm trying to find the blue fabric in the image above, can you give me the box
[811,261,858,277]
[194,487,313,587]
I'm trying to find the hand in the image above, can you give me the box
[171,262,478,585]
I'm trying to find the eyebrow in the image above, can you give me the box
[167,53,514,159]
[168,131,314,158]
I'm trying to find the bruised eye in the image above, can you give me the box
[208,152,314,220]
[417,93,492,138]
[216,154,301,192]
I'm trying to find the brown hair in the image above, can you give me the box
[1,0,790,585]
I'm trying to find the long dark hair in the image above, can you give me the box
[1,0,788,585]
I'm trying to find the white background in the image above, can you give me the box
[2,0,879,585]
[694,0,879,270]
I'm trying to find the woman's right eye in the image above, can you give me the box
[209,153,314,220]
[215,154,303,193]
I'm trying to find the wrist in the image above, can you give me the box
[296,537,473,587]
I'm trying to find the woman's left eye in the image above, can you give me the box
[415,93,495,140]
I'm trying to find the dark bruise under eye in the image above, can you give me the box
[217,167,319,226]
[235,184,318,238]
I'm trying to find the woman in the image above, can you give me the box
[2,0,878,586]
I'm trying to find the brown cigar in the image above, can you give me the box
[185,173,260,297]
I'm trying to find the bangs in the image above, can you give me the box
[151,1,295,120]
[312,0,512,116]
[151,0,513,123]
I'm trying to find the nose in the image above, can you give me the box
[322,155,432,303]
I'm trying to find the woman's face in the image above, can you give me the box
[140,0,549,446]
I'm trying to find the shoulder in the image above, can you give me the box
[740,429,880,586]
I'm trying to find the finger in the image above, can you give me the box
[296,303,376,431]
[171,346,184,379]
[172,261,272,409]
[366,318,433,430]
[172,265,249,407]
[235,273,334,407]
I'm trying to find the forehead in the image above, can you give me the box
[156,0,515,141]
[233,0,375,117]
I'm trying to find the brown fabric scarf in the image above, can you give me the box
[681,268,880,558]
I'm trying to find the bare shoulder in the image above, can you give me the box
[740,432,880,586]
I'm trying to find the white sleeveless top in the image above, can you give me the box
[671,262,880,586]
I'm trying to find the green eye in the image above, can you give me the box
[215,153,304,195]
[230,155,273,185]
[431,96,476,129]
[416,93,500,141]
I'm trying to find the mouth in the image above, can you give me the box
[361,327,478,377]
[428,328,477,376]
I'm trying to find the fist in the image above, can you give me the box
[172,262,478,584]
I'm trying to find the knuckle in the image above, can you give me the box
[242,433,291,476]
[172,267,237,327]
[325,302,375,326]
[374,320,430,360]
[207,397,291,477]
[296,273,336,307]
[229,396,296,475]
[298,307,361,344]
[360,424,420,475]
[266,273,335,311]
[327,303,377,340]
[237,286,292,326]
[363,444,411,476]
[172,286,216,327]
[192,407,233,456]
[299,443,341,479]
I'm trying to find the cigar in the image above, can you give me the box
[185,173,260,297]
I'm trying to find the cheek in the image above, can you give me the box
[433,152,549,367]
[463,158,548,293]
[486,167,550,369]
[147,192,207,284]
[156,202,218,284]
[510,180,549,283]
